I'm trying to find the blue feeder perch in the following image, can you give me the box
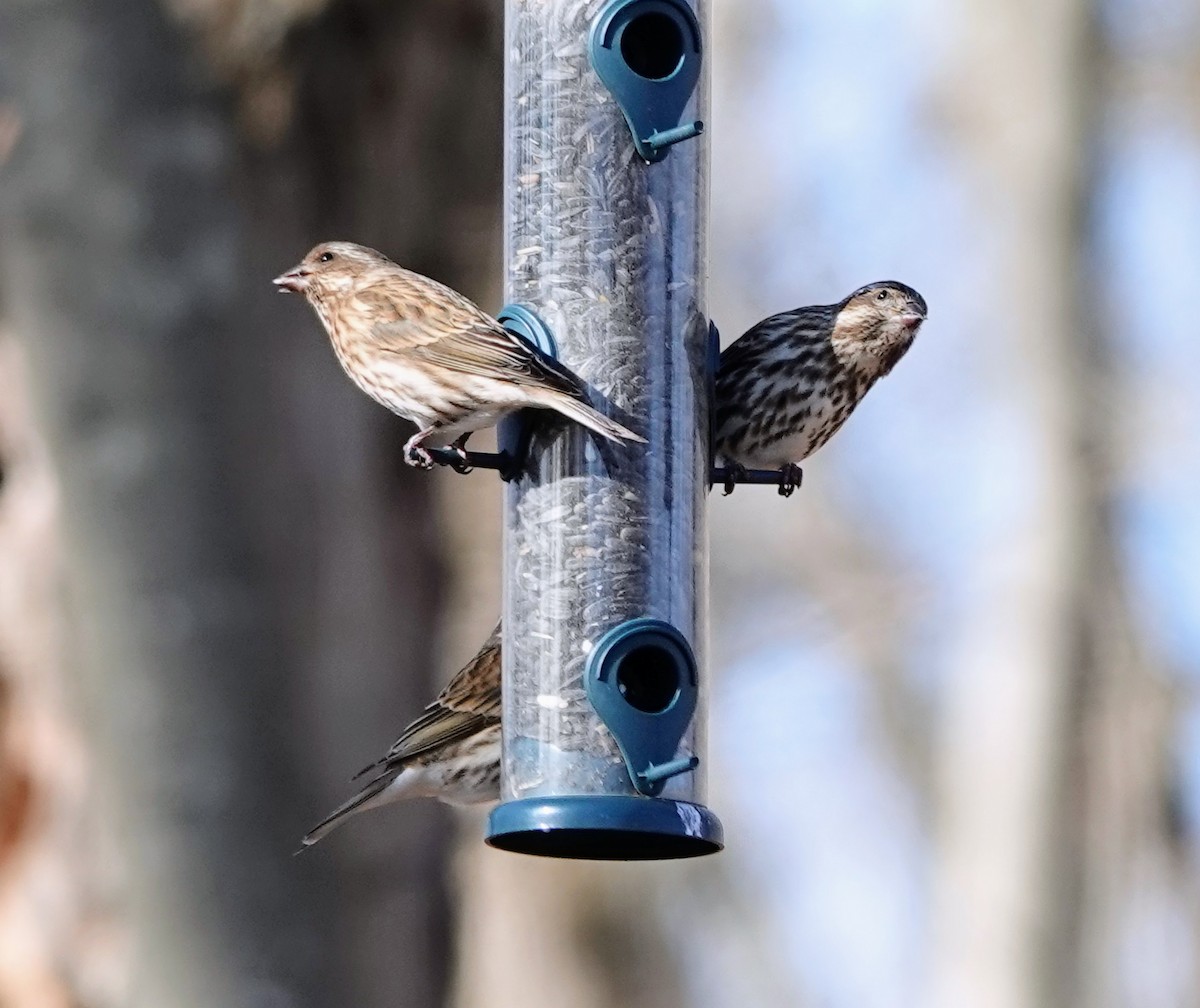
[486,0,722,860]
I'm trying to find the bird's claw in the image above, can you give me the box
[722,463,747,496]
[404,443,435,470]
[778,464,803,497]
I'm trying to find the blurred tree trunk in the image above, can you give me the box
[1059,19,1192,1008]
[924,1,1176,1006]
[451,850,690,1008]
[0,335,126,1007]
[924,0,1092,1000]
[0,0,500,1005]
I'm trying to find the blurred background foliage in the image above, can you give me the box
[0,0,1198,1005]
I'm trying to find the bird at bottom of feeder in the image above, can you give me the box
[274,241,645,468]
[300,624,502,849]
[714,281,927,496]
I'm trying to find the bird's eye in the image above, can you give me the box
[319,251,335,263]
[876,289,889,301]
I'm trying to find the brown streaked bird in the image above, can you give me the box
[274,241,645,468]
[714,281,926,495]
[301,624,502,848]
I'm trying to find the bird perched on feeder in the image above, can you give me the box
[714,281,927,496]
[274,241,645,468]
[301,624,502,848]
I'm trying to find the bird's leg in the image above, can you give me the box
[722,463,747,496]
[403,428,438,470]
[448,433,473,474]
[778,463,804,498]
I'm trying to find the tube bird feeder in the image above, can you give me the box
[486,0,722,860]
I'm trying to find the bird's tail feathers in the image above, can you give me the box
[351,757,383,781]
[543,394,646,444]
[297,772,397,851]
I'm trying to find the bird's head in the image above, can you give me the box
[273,241,391,299]
[832,281,927,372]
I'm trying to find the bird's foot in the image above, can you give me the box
[778,463,804,498]
[722,463,747,496]
[403,435,435,470]
[405,447,435,470]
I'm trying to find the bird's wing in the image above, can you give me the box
[433,622,503,719]
[717,305,834,375]
[380,318,589,399]
[352,623,502,779]
[355,280,587,396]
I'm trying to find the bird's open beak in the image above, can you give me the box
[899,302,926,329]
[273,266,310,293]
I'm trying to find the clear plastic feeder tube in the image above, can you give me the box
[501,0,710,811]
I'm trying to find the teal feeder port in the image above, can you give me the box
[589,0,704,163]
[496,302,557,360]
[495,304,558,481]
[586,619,700,798]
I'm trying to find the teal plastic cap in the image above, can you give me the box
[486,795,723,860]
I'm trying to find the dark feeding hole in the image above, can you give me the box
[620,12,685,80]
[617,644,681,713]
